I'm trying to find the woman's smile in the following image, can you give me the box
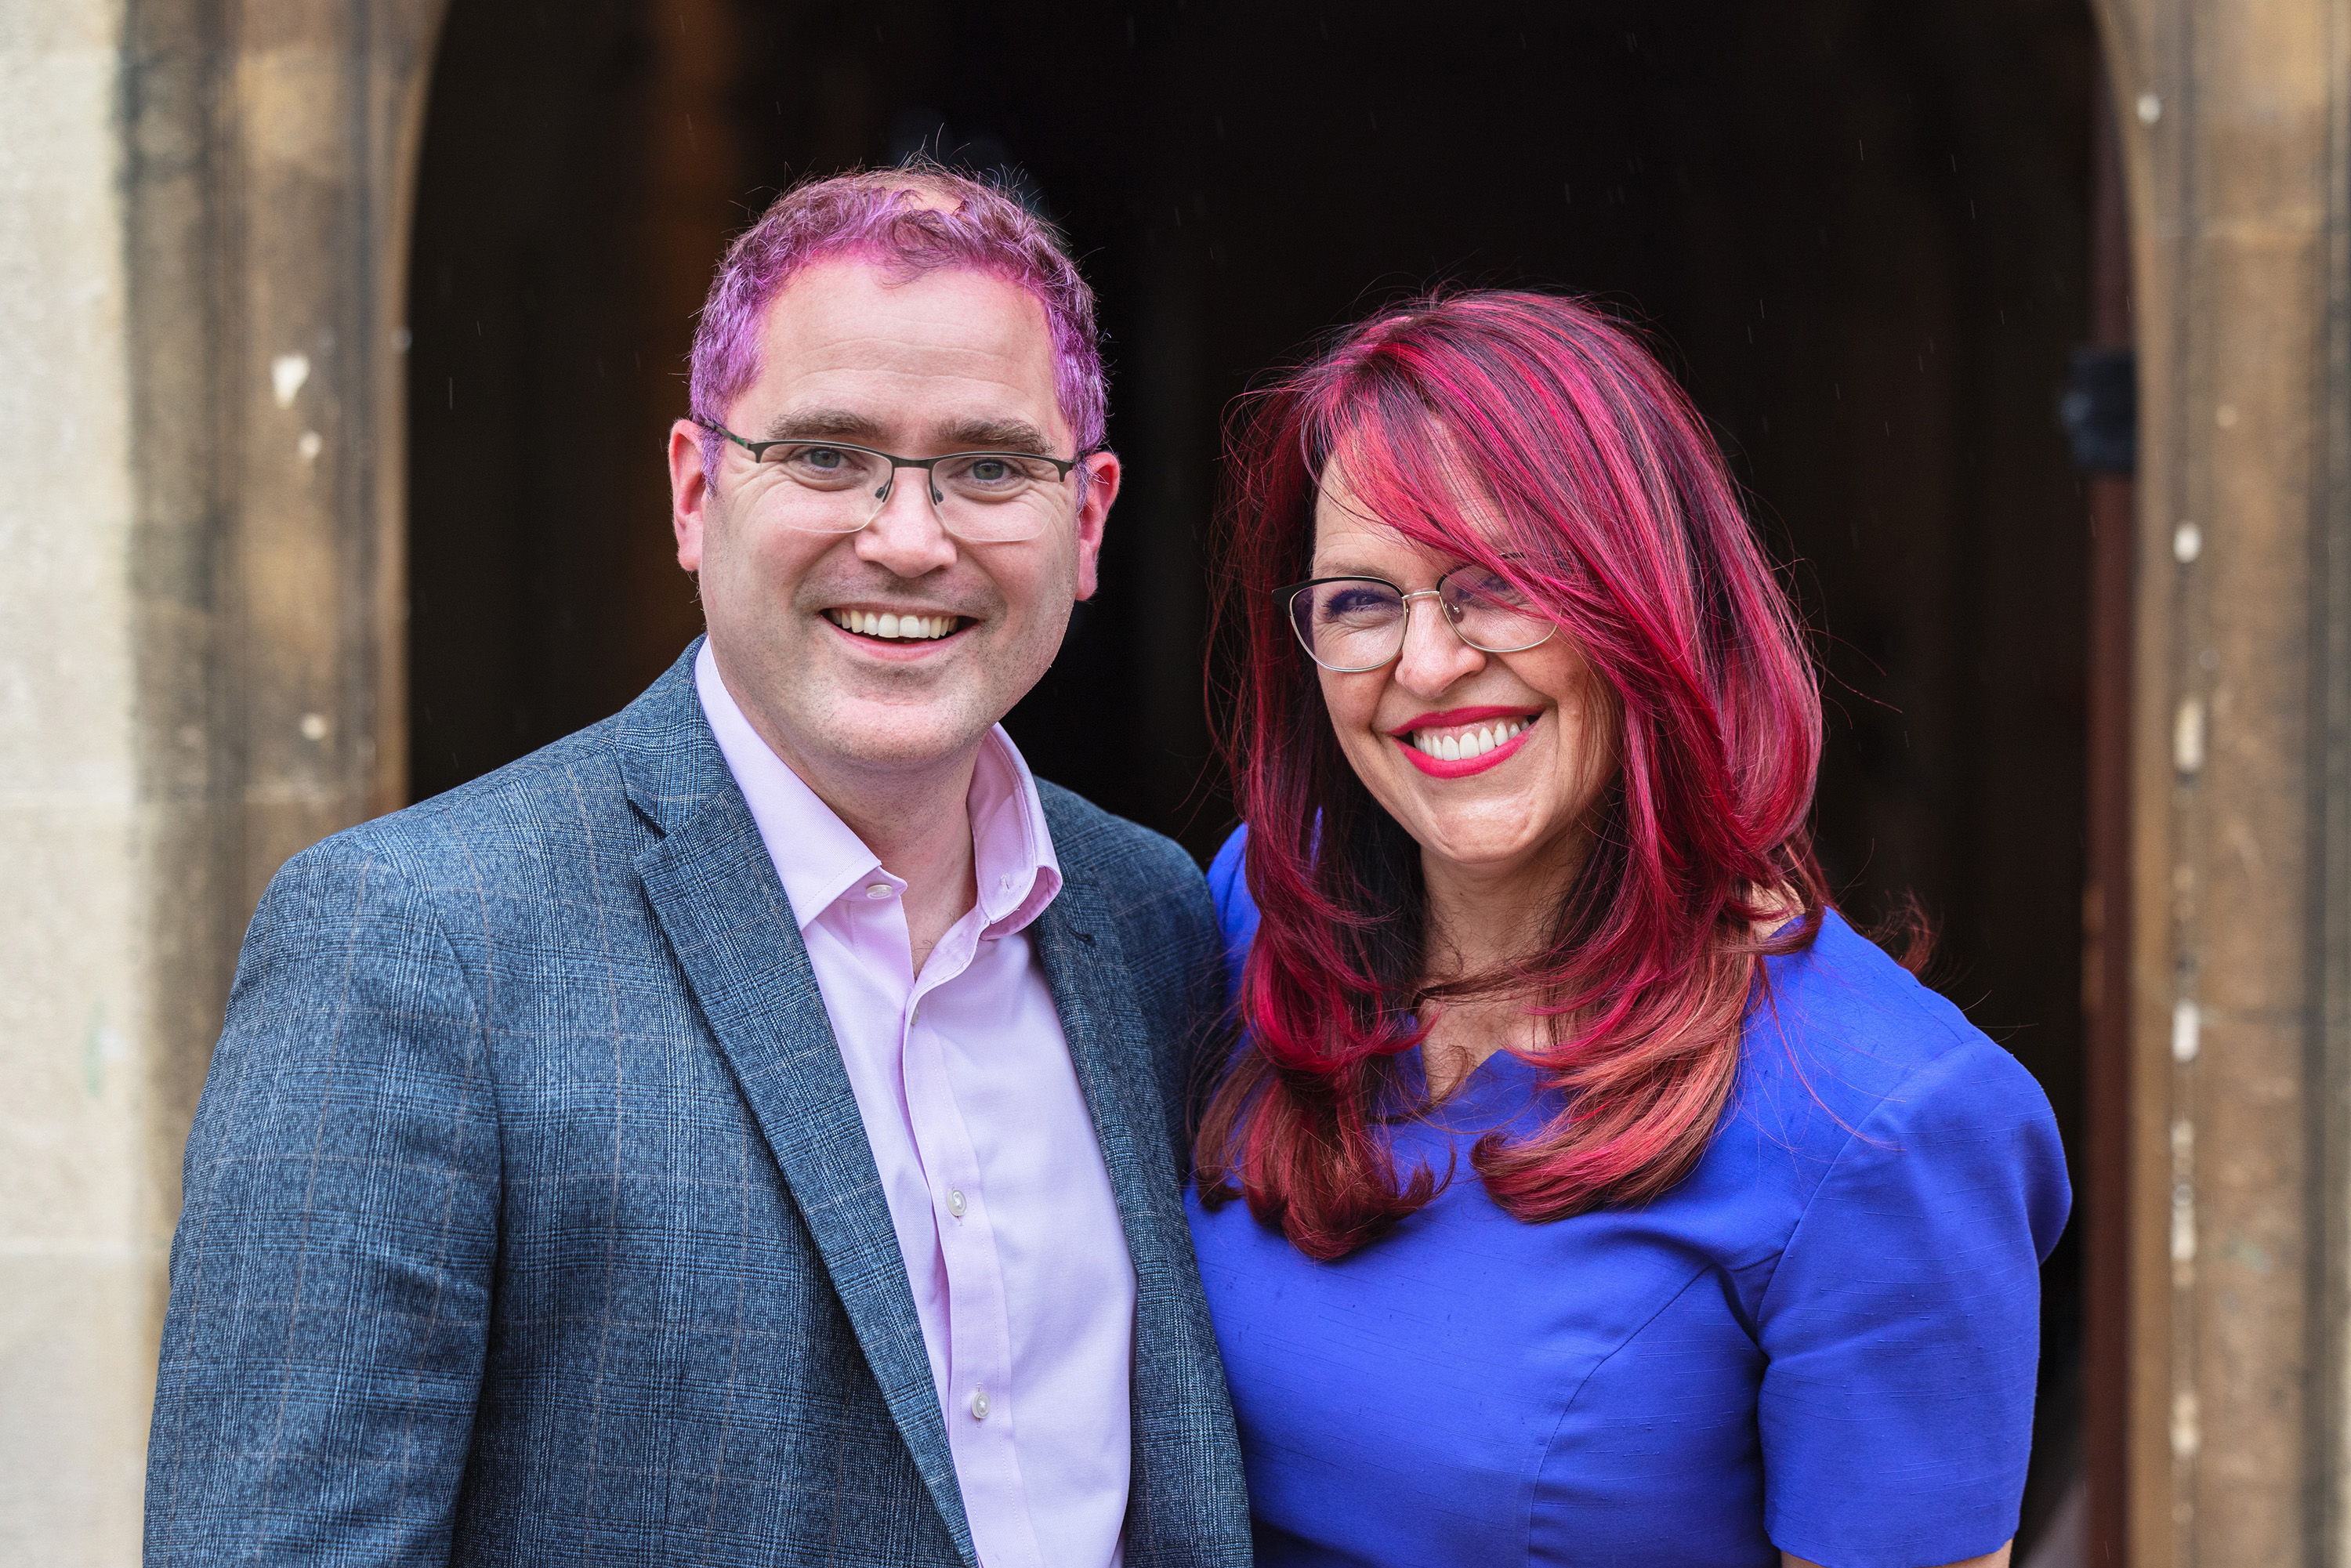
[1389,708,1542,777]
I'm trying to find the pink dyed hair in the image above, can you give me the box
[687,163,1107,481]
[1197,290,1831,1261]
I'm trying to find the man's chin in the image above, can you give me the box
[795,701,1000,777]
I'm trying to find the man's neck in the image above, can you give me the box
[715,656,982,975]
[829,773,980,976]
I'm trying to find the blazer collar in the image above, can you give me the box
[618,639,977,1567]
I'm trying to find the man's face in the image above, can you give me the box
[668,259,1116,786]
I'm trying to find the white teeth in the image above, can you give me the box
[1409,719,1535,758]
[828,609,959,640]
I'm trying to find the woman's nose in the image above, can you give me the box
[1393,597,1484,696]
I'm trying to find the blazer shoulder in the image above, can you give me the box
[1036,780,1201,890]
[275,713,635,889]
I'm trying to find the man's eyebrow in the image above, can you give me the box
[760,408,888,442]
[937,417,1056,454]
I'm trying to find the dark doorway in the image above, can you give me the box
[408,0,2099,1552]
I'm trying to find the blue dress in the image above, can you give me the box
[1185,828,2070,1568]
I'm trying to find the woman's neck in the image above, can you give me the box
[1415,831,1589,1095]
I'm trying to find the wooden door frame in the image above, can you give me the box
[2090,0,2351,1561]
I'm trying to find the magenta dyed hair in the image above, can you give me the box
[687,163,1107,480]
[1197,291,1833,1261]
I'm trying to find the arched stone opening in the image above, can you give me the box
[404,0,2106,1556]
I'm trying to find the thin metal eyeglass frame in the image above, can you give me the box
[699,419,1082,533]
[1277,569,1559,673]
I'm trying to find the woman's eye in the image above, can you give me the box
[1324,588,1399,617]
[1451,572,1523,610]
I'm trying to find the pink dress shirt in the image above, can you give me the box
[696,643,1136,1568]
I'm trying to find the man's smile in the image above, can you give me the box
[821,606,973,642]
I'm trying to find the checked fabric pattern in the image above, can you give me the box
[143,641,1252,1568]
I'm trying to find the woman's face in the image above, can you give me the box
[1309,455,1619,887]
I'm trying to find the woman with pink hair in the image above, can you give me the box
[1186,291,2067,1567]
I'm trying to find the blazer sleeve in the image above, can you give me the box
[144,843,501,1566]
[1755,1031,2070,1568]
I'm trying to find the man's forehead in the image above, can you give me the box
[747,259,1067,446]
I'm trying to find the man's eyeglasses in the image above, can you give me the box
[701,421,1084,544]
[1278,568,1558,673]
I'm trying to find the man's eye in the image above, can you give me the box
[790,445,849,472]
[944,454,1040,489]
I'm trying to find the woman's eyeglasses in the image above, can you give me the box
[1277,568,1557,673]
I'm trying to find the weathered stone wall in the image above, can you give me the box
[0,6,152,1563]
[0,2,440,1559]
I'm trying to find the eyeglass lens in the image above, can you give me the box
[755,441,1069,542]
[1288,571,1555,672]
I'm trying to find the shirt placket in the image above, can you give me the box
[902,931,1045,1568]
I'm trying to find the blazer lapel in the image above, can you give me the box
[616,650,976,1568]
[1029,881,1196,1324]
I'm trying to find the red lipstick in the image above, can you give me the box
[1393,710,1542,779]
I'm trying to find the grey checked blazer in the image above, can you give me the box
[144,642,1252,1567]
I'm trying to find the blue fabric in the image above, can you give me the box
[1189,825,2070,1568]
[144,640,1251,1568]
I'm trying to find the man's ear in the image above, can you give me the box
[1072,450,1120,601]
[668,419,714,571]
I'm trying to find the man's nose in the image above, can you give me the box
[1392,596,1484,697]
[852,466,959,578]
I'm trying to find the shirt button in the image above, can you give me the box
[865,882,893,900]
[970,1386,991,1421]
[999,873,1016,893]
[947,1188,967,1219]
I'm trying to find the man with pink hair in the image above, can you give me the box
[144,167,1251,1568]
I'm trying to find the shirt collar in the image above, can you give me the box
[694,640,1061,936]
[967,716,1063,937]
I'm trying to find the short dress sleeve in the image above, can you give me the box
[1756,1027,2071,1567]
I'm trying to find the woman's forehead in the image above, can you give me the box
[1311,443,1511,568]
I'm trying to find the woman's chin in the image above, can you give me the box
[1408,814,1559,878]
